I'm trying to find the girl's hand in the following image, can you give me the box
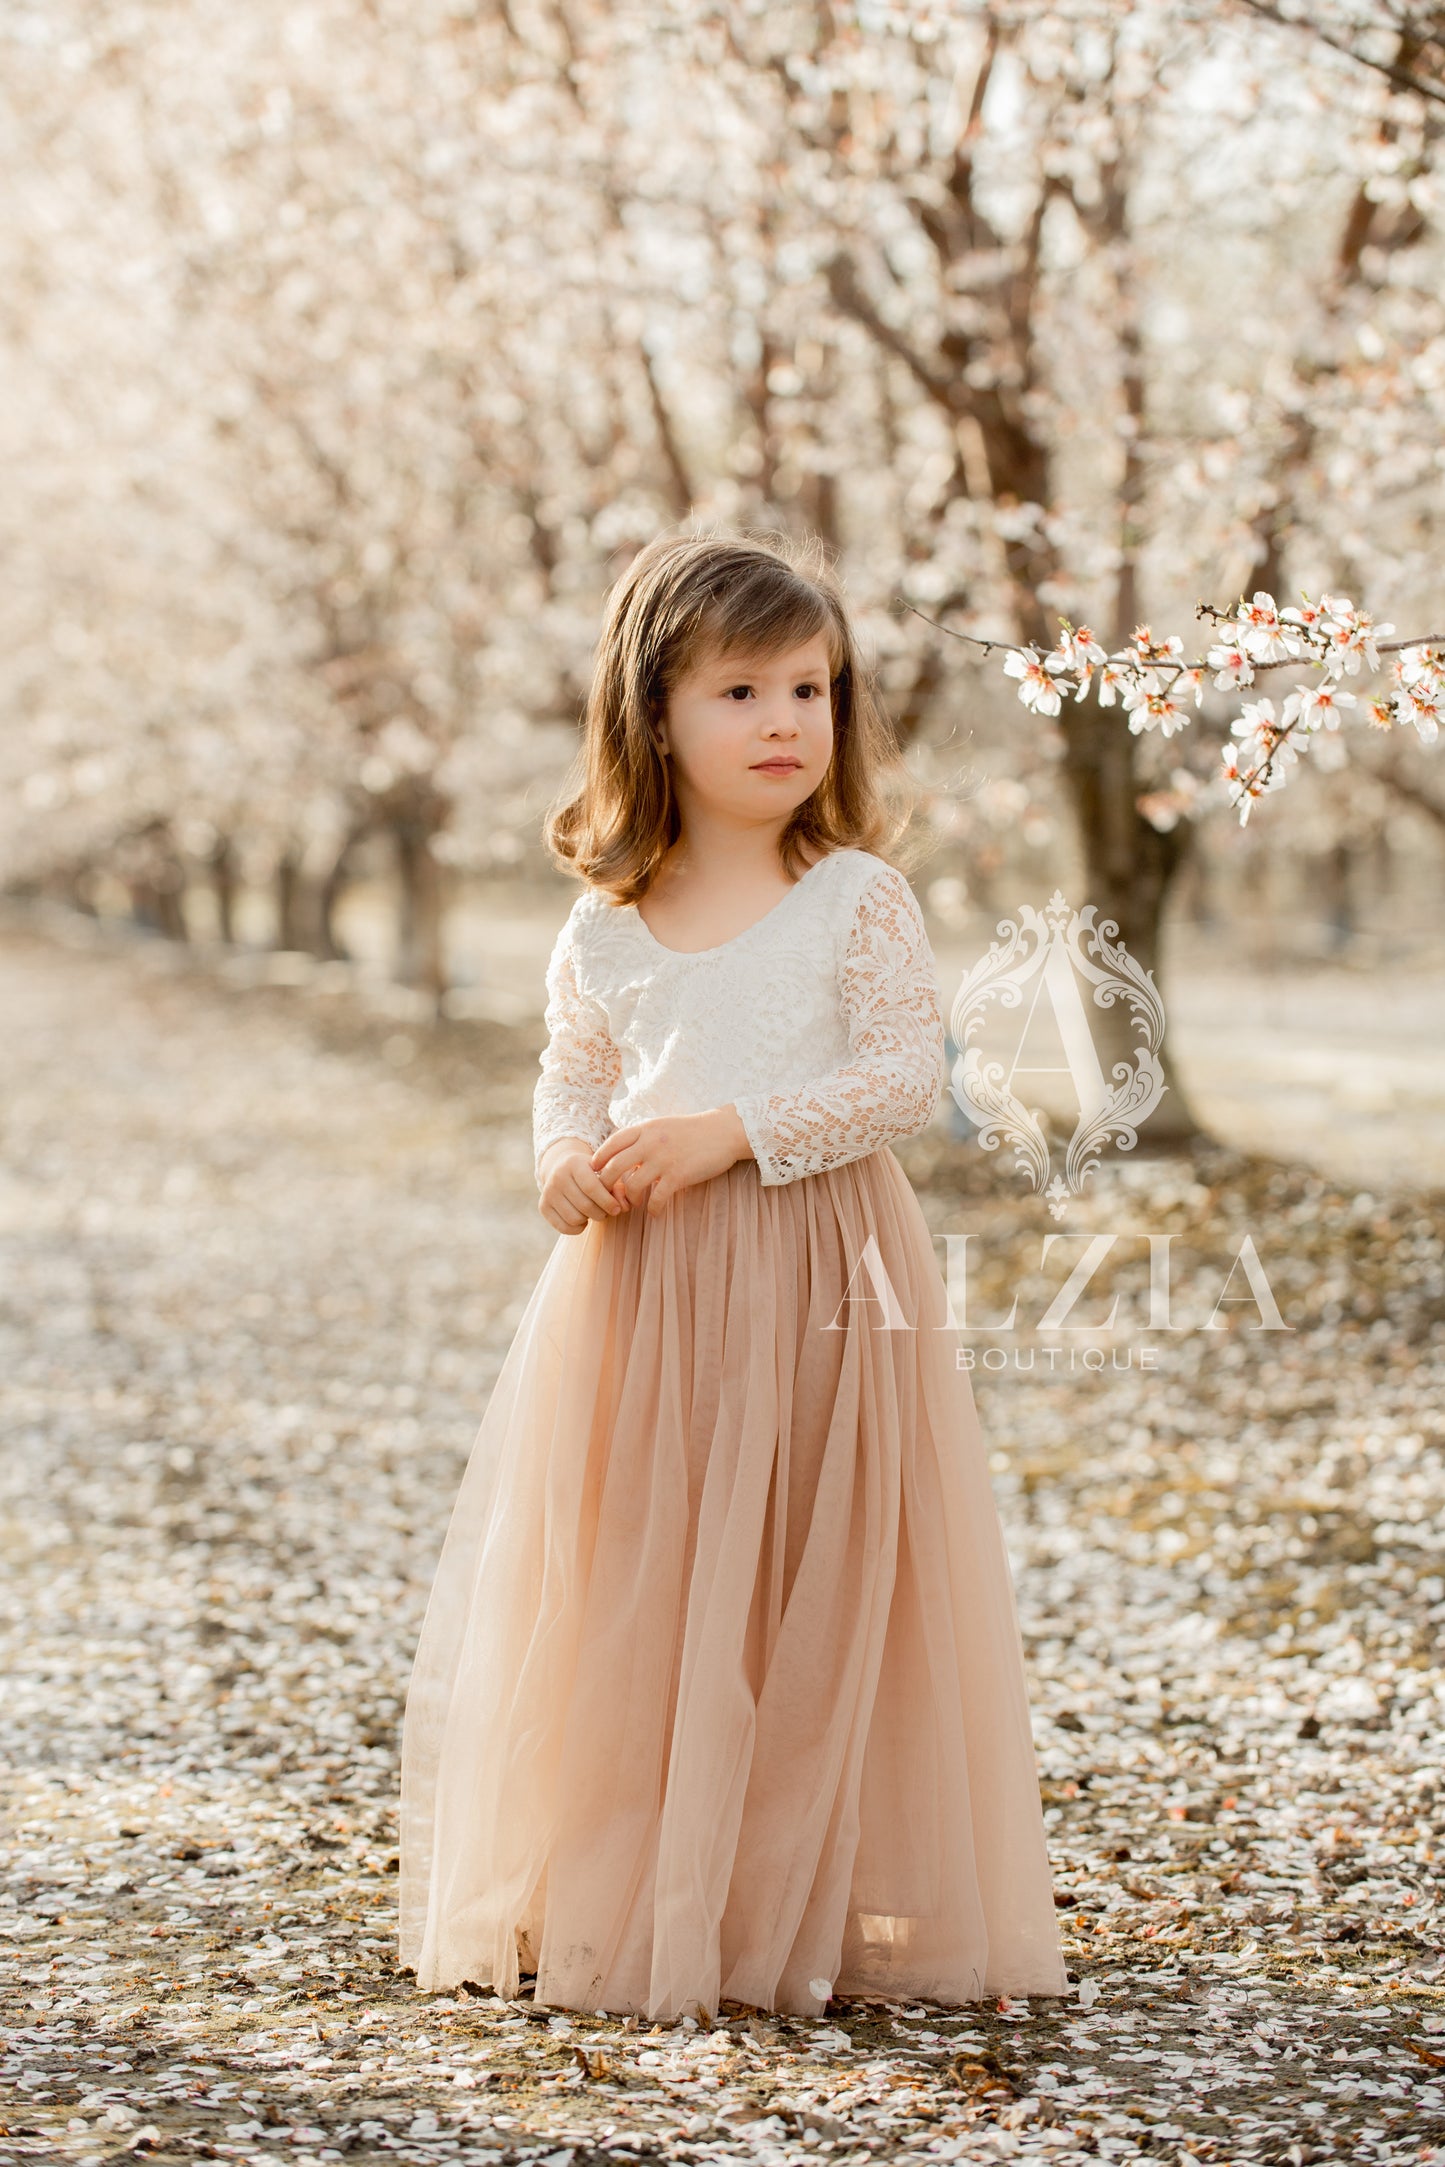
[538,1137,633,1235]
[590,1105,753,1216]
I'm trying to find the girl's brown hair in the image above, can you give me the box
[543,526,920,904]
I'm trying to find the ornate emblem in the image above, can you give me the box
[947,891,1168,1219]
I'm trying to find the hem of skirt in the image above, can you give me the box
[401,1952,1073,2017]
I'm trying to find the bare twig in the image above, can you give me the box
[896,597,1445,676]
[1232,0,1445,109]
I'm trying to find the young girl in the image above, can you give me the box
[399,528,1066,2021]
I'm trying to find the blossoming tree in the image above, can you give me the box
[0,0,1438,1137]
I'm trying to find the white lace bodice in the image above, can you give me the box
[532,848,945,1188]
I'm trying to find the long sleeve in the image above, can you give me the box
[731,862,944,1186]
[532,907,622,1187]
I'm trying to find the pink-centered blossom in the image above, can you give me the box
[1049,623,1109,672]
[1123,681,1189,737]
[1004,647,1063,716]
[1320,597,1394,675]
[1230,697,1303,773]
[1046,623,1110,700]
[1128,625,1184,667]
[1395,644,1444,692]
[1094,661,1132,706]
[1220,738,1288,825]
[1208,639,1254,691]
[1400,684,1440,744]
[1384,647,1441,740]
[1281,597,1331,636]
[1233,591,1299,664]
[1281,681,1357,731]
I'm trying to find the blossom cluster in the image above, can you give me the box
[1001,593,1443,827]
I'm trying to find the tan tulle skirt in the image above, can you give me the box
[398,1146,1066,2019]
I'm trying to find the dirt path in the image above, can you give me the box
[1,916,1440,2167]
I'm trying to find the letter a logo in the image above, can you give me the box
[822,1235,914,1331]
[947,891,1168,1220]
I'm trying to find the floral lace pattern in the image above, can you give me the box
[532,850,945,1188]
[532,915,623,1171]
[731,862,945,1184]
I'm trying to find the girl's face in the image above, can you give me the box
[658,631,835,831]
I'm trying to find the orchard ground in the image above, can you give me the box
[0,900,1441,2167]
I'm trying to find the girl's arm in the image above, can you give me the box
[533,907,622,1187]
[729,861,945,1186]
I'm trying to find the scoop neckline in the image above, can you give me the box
[627,849,850,959]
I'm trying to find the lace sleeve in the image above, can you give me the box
[532,905,621,1186]
[730,862,944,1186]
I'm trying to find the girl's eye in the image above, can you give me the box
[722,683,826,699]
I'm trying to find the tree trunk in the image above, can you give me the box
[1322,839,1354,953]
[1178,843,1217,931]
[800,466,840,552]
[1056,685,1205,1149]
[393,822,447,1010]
[209,835,236,945]
[276,842,357,960]
[127,879,185,938]
[128,825,188,941]
[318,835,356,963]
[67,862,99,916]
[275,850,303,951]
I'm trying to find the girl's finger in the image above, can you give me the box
[604,1162,640,1202]
[597,1144,647,1181]
[590,1128,639,1172]
[577,1167,625,1215]
[559,1171,616,1223]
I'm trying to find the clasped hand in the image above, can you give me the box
[538,1106,752,1234]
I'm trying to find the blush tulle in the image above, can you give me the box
[398,1147,1067,2018]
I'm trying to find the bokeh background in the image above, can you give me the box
[2,7,1443,2165]
[3,0,1444,1178]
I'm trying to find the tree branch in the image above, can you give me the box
[1232,0,1445,108]
[824,251,962,416]
[639,344,696,517]
[1370,754,1445,830]
[897,596,1445,674]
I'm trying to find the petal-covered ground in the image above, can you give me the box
[1,909,1441,2167]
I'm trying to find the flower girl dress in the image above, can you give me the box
[399,848,1066,2018]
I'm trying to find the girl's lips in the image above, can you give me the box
[751,759,803,772]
